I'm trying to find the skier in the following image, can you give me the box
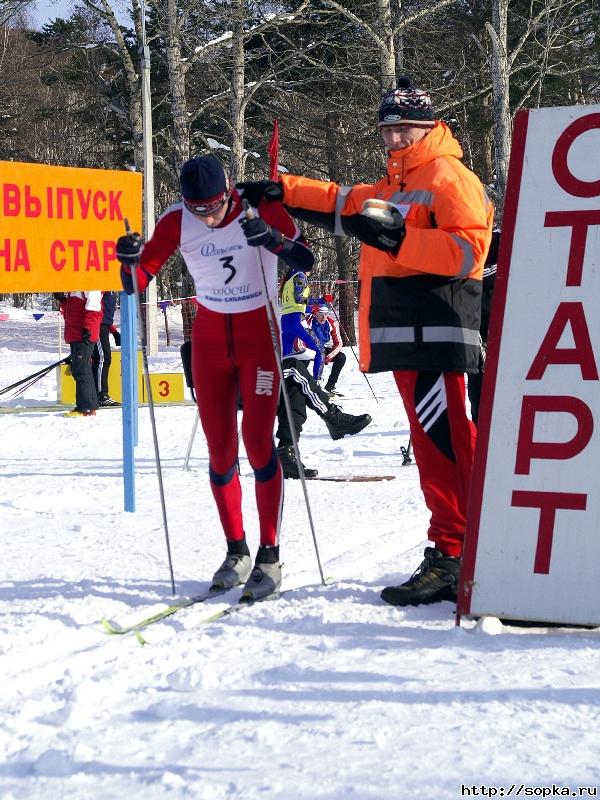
[91,291,121,407]
[306,302,346,396]
[275,267,372,480]
[58,291,103,417]
[239,76,494,605]
[115,154,314,601]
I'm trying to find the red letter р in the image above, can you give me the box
[515,395,593,475]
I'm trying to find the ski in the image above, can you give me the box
[197,591,282,626]
[249,472,396,482]
[100,585,233,637]
[130,579,336,644]
[126,591,283,645]
[193,577,336,629]
[307,475,396,482]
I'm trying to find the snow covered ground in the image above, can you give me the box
[1,303,599,800]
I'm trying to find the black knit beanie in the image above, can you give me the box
[378,76,435,127]
[180,155,227,201]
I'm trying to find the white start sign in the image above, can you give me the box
[459,105,600,625]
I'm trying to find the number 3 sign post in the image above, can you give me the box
[459,105,600,626]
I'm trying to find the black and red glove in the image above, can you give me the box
[236,181,284,207]
[120,264,155,295]
[116,233,154,294]
[116,233,142,264]
[240,217,284,252]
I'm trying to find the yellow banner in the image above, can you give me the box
[0,161,143,292]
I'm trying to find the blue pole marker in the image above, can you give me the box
[120,292,138,511]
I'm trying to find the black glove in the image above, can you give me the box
[116,233,143,265]
[112,329,121,346]
[82,329,91,343]
[53,292,67,303]
[240,216,283,250]
[344,214,406,253]
[236,181,284,207]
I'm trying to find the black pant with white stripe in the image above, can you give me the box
[91,323,112,398]
[276,358,330,447]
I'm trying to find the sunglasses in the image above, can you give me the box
[184,193,230,217]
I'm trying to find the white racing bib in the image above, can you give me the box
[179,206,279,313]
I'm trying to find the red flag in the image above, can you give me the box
[267,119,279,181]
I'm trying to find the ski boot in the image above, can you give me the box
[380,547,460,607]
[241,545,282,602]
[322,404,372,440]
[211,538,252,590]
[276,445,318,479]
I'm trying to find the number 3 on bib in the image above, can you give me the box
[220,256,236,285]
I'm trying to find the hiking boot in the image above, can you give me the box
[211,553,252,590]
[98,395,120,407]
[241,545,282,601]
[276,445,318,479]
[381,547,461,607]
[322,404,372,441]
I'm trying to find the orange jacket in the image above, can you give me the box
[281,122,494,373]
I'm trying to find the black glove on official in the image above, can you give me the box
[344,214,406,253]
[112,330,121,347]
[236,181,284,207]
[240,216,283,250]
[82,329,91,343]
[116,233,143,265]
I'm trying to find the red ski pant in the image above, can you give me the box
[394,370,477,557]
[191,305,283,548]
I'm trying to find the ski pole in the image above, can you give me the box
[0,357,70,397]
[124,219,176,595]
[326,301,379,404]
[243,200,326,585]
[183,410,199,471]
[401,435,413,466]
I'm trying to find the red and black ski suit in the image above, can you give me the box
[60,291,103,413]
[136,189,313,548]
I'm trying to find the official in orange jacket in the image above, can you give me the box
[240,76,494,607]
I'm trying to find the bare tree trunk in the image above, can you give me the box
[486,0,511,212]
[377,0,396,91]
[229,0,246,181]
[164,0,190,170]
[325,111,356,346]
[82,0,144,168]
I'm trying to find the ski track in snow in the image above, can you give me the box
[1,305,600,799]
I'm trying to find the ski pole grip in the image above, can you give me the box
[242,199,256,221]
[124,218,132,235]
